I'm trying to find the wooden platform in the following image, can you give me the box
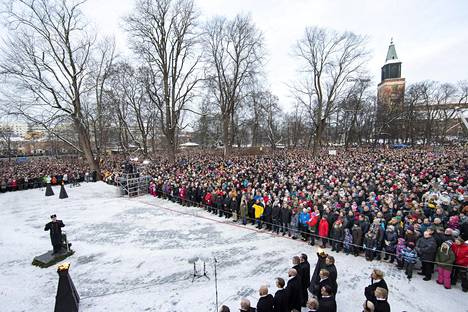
[32,250,75,268]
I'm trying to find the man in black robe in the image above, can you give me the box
[44,214,65,254]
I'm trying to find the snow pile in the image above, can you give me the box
[0,182,466,312]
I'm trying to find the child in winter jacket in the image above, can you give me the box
[395,238,406,269]
[435,241,455,289]
[343,228,353,255]
[401,242,418,280]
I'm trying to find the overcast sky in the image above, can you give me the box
[8,0,468,112]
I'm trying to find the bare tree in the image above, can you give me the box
[434,82,457,141]
[339,78,372,149]
[125,0,201,162]
[108,62,155,156]
[0,125,14,161]
[84,37,116,162]
[294,27,369,154]
[0,0,101,177]
[203,14,264,157]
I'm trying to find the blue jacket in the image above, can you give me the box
[299,212,309,225]
[401,247,418,264]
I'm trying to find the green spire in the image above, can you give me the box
[385,38,398,62]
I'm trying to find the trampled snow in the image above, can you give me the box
[0,182,466,312]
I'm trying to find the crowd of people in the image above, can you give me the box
[140,148,467,295]
[2,147,468,309]
[0,155,123,192]
[218,251,390,312]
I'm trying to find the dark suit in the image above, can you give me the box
[285,276,302,311]
[364,279,388,303]
[299,261,311,305]
[318,296,336,312]
[273,289,288,312]
[315,278,337,299]
[374,299,391,312]
[256,294,274,312]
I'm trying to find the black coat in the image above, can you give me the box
[300,260,311,288]
[314,278,337,299]
[325,264,337,285]
[416,236,437,261]
[44,220,65,245]
[271,204,281,220]
[285,276,302,311]
[374,299,391,312]
[280,207,291,224]
[273,288,288,312]
[364,279,388,303]
[309,253,327,292]
[352,225,363,245]
[256,294,274,312]
[317,296,337,312]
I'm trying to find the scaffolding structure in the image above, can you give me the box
[118,173,151,197]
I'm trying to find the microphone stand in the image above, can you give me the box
[214,257,219,312]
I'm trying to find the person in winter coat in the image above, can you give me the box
[319,216,330,248]
[280,204,291,236]
[372,220,385,260]
[383,225,397,263]
[271,201,281,234]
[273,278,288,312]
[230,196,239,221]
[352,223,363,256]
[299,207,310,241]
[256,285,274,312]
[253,199,264,229]
[451,237,468,292]
[364,269,388,304]
[435,241,456,289]
[395,238,406,269]
[416,230,438,281]
[307,210,320,246]
[359,215,370,236]
[299,253,311,307]
[363,230,378,261]
[263,203,273,231]
[331,219,344,253]
[401,242,418,279]
[239,193,250,225]
[343,228,353,255]
[285,268,302,312]
[289,209,299,239]
[205,191,213,212]
[404,226,418,245]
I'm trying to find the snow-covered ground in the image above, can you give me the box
[0,182,466,312]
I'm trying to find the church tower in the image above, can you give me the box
[376,39,406,141]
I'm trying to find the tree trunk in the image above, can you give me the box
[222,115,231,158]
[73,117,101,180]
